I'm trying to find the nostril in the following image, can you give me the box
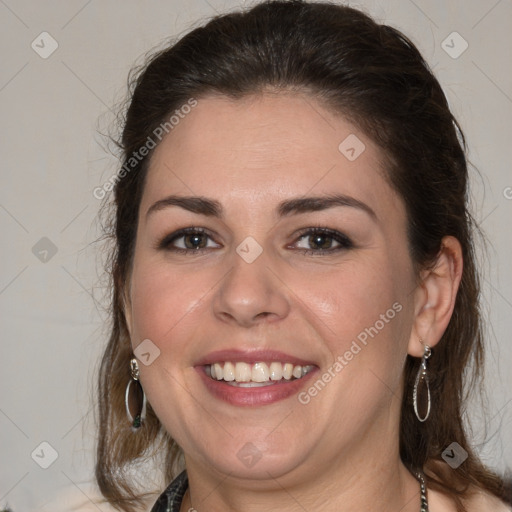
[256,312,272,319]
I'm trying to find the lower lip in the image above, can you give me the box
[196,367,318,406]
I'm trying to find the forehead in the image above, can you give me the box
[141,93,403,222]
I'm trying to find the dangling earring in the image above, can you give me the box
[125,358,147,430]
[413,342,432,422]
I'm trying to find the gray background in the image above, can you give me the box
[1,0,511,510]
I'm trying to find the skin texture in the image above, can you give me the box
[124,93,466,511]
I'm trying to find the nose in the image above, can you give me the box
[212,246,291,328]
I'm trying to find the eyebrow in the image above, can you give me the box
[145,193,377,221]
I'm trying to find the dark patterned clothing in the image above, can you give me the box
[150,471,188,512]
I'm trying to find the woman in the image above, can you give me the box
[96,1,511,511]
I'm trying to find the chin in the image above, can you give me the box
[192,433,314,483]
[209,454,306,482]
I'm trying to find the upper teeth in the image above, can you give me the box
[207,362,314,382]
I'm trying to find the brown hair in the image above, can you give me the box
[96,1,509,510]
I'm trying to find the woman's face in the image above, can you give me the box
[125,93,420,482]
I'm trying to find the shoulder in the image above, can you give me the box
[463,489,512,512]
[428,486,512,512]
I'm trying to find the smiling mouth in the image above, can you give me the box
[205,361,316,387]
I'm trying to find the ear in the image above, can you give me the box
[408,236,463,357]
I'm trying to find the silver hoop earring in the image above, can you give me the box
[413,342,431,422]
[125,358,147,430]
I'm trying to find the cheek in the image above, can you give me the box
[128,259,203,346]
[307,261,403,342]
[304,256,412,393]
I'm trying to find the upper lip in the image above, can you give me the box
[195,349,317,367]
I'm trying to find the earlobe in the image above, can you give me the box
[407,236,463,357]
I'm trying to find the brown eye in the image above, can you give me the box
[307,232,335,250]
[159,228,220,253]
[182,232,208,249]
[293,228,353,254]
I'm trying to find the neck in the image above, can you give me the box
[182,450,422,512]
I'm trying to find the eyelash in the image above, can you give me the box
[290,227,354,255]
[158,226,354,256]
